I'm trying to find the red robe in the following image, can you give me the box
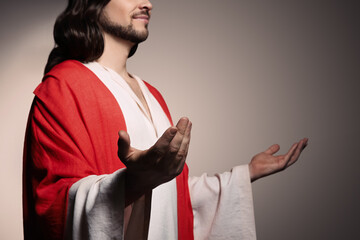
[23,60,194,239]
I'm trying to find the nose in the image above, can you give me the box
[140,0,152,11]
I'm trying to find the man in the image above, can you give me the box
[23,0,308,239]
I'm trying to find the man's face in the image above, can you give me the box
[99,0,153,43]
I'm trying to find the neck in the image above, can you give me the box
[97,32,134,78]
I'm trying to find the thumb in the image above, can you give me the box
[264,144,280,155]
[118,130,131,160]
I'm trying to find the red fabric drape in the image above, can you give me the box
[23,60,193,239]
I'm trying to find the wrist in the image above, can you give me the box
[248,163,257,183]
[124,169,154,206]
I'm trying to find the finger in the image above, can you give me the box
[286,138,307,167]
[176,117,189,135]
[182,121,192,155]
[175,121,192,172]
[302,138,309,150]
[118,130,131,160]
[176,120,192,160]
[285,142,298,159]
[264,144,280,155]
[151,126,178,156]
[168,117,190,155]
[278,143,298,167]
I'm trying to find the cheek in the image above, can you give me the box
[103,2,131,25]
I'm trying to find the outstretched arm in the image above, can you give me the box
[249,138,308,182]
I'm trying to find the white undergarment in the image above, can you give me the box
[84,62,178,240]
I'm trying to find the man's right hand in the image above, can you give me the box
[117,117,192,205]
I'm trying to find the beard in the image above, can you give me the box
[98,12,149,43]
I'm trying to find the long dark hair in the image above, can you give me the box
[44,0,138,74]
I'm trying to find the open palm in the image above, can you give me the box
[249,138,308,182]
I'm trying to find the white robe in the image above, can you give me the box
[65,62,257,239]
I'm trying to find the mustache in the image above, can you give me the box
[132,11,150,18]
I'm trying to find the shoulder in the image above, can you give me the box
[32,60,126,129]
[44,60,96,84]
[34,60,102,98]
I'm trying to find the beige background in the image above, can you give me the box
[1,0,359,239]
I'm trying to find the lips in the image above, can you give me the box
[132,11,150,22]
[133,15,149,20]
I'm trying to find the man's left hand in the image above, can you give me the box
[249,138,308,182]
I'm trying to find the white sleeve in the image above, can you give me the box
[188,165,257,240]
[64,169,151,240]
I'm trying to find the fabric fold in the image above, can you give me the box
[189,165,257,240]
[65,170,151,240]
